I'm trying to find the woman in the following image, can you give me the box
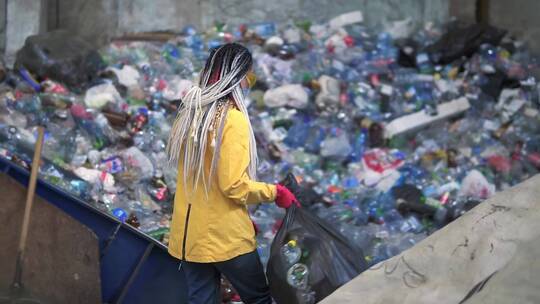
[166,43,299,304]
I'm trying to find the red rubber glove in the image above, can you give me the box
[275,184,300,208]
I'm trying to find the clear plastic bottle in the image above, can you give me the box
[281,240,302,265]
[252,22,277,39]
[349,130,367,162]
[320,131,352,158]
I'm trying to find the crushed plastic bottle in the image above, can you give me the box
[286,263,309,289]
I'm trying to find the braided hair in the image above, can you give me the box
[166,43,257,195]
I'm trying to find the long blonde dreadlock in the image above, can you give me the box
[166,43,258,196]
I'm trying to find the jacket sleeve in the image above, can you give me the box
[217,110,276,205]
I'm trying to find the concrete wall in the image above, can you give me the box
[53,0,118,46]
[200,0,449,29]
[488,0,540,54]
[48,0,202,45]
[117,0,201,34]
[0,0,6,56]
[449,0,476,24]
[4,0,47,66]
[47,0,450,46]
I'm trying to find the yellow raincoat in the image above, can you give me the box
[168,108,276,262]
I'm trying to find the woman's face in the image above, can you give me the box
[241,69,257,90]
[240,68,252,90]
[240,75,249,90]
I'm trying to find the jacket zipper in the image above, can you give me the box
[181,203,192,260]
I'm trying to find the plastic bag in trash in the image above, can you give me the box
[427,23,507,65]
[264,84,308,108]
[106,65,140,87]
[15,30,105,89]
[84,83,122,109]
[267,174,367,304]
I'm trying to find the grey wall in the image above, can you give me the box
[4,0,46,66]
[200,0,449,29]
[47,0,450,46]
[488,0,540,54]
[117,0,201,33]
[52,0,118,46]
[0,0,6,55]
[449,0,476,24]
[46,0,202,45]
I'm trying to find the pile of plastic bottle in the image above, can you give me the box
[0,11,539,274]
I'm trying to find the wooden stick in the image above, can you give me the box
[13,126,44,288]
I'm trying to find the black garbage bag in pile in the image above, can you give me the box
[267,174,367,304]
[480,69,521,100]
[15,30,105,89]
[427,23,507,65]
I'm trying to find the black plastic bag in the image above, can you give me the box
[290,184,325,208]
[267,174,367,304]
[396,38,419,68]
[480,69,521,100]
[427,24,507,65]
[15,30,105,90]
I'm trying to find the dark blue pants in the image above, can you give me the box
[182,251,272,304]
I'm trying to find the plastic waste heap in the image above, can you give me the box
[1,11,540,303]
